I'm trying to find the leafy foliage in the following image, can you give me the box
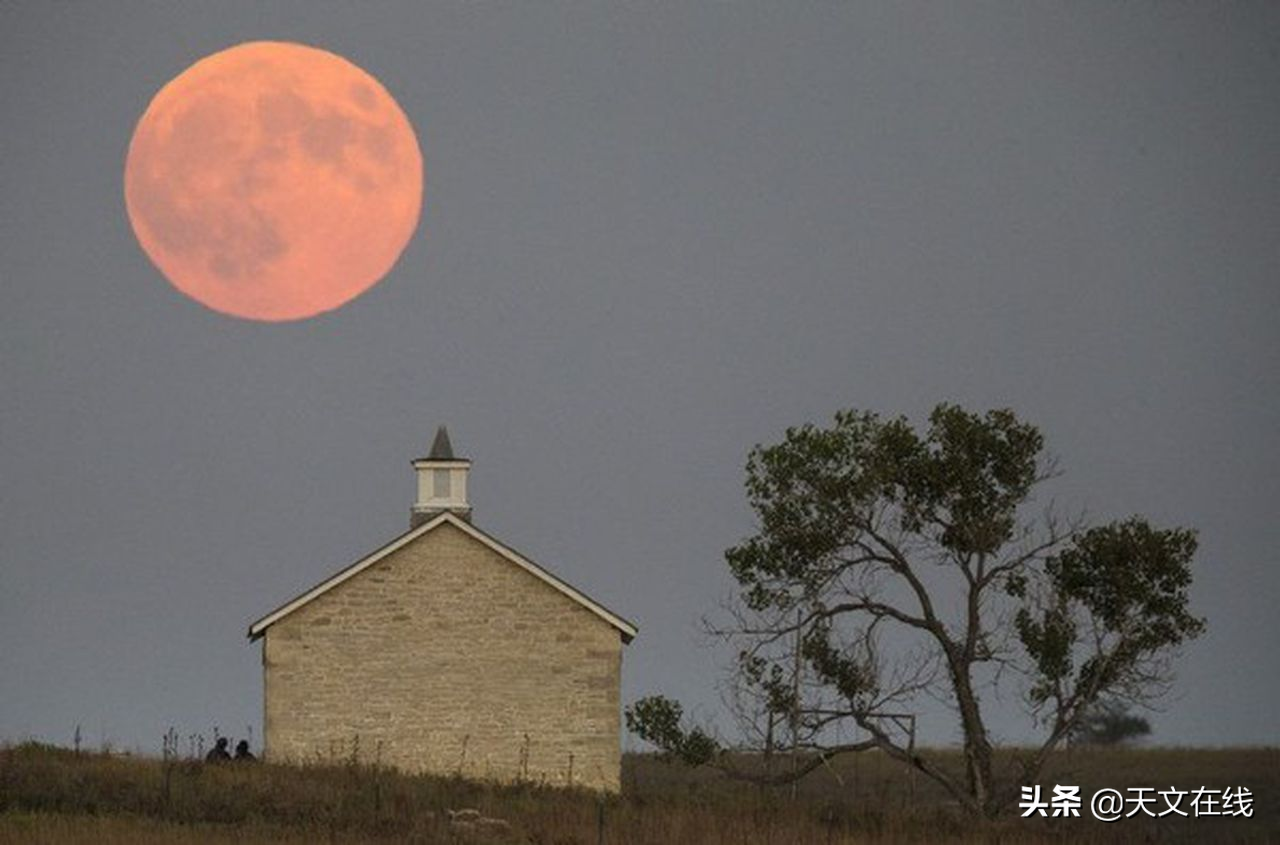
[1019,519,1204,707]
[627,403,1204,816]
[623,696,719,767]
[1071,700,1153,746]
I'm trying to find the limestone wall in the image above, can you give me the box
[262,522,624,791]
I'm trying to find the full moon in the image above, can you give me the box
[124,42,423,321]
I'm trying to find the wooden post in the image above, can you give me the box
[907,715,917,806]
[851,724,860,806]
[762,710,774,800]
[791,608,801,799]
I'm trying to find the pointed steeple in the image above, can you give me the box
[428,426,454,460]
[411,426,472,528]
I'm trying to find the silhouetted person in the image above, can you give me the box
[205,736,231,763]
[234,739,256,761]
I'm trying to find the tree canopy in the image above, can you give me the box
[1070,699,1152,746]
[627,404,1203,816]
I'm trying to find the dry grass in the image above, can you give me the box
[0,742,1274,843]
[0,812,349,845]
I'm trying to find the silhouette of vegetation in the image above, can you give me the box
[628,404,1205,817]
[1071,700,1152,746]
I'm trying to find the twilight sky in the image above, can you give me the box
[2,3,1277,752]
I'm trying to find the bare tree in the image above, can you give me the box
[627,405,1204,816]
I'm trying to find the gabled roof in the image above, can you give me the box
[247,512,637,643]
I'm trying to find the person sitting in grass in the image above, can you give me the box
[234,740,256,762]
[204,737,231,763]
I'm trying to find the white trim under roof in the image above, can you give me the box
[247,512,638,643]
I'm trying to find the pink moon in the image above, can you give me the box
[124,41,423,321]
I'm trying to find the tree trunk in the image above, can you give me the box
[949,654,996,815]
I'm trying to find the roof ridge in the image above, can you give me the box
[246,513,637,643]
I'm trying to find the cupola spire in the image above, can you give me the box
[428,426,454,459]
[411,426,471,527]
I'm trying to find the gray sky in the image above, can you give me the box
[2,2,1277,752]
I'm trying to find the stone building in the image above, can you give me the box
[247,428,637,791]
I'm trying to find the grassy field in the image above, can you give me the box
[0,742,1274,843]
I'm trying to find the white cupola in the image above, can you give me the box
[411,426,471,527]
